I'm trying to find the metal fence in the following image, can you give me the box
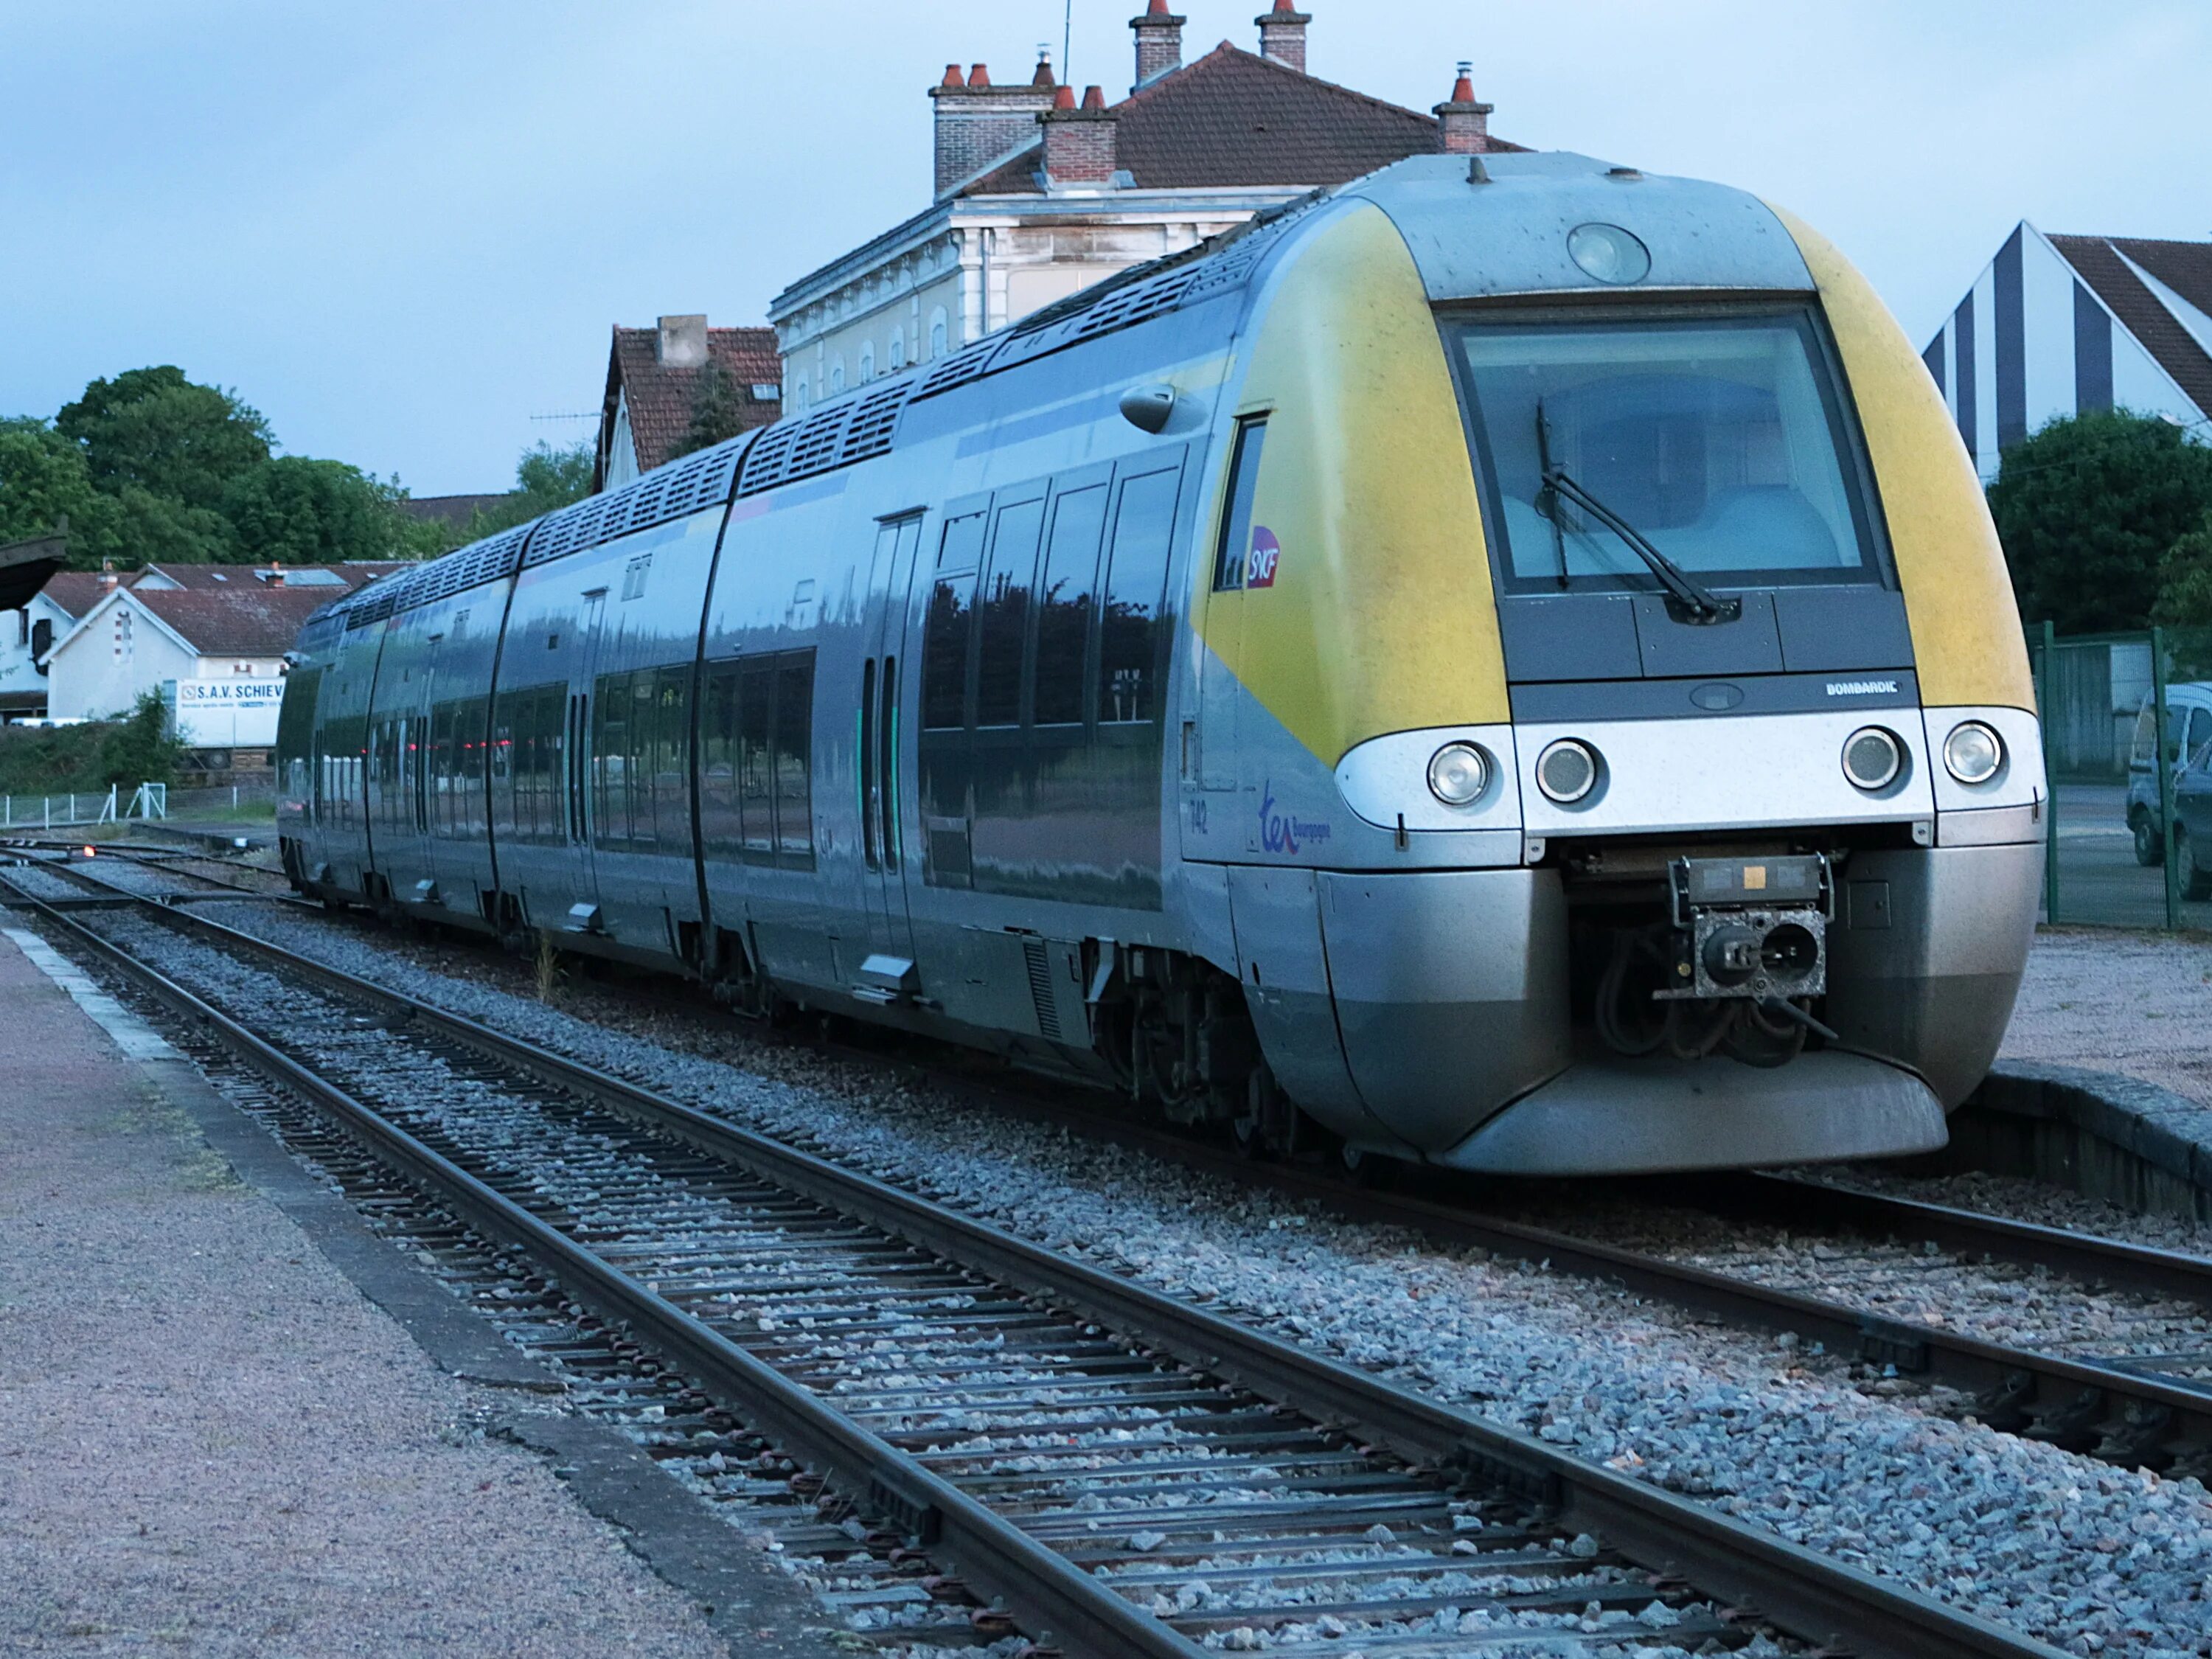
[2031,623,2212,931]
[0,782,168,832]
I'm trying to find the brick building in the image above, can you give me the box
[770,4,1515,409]
[594,315,784,492]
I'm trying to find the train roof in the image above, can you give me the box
[1343,151,1816,302]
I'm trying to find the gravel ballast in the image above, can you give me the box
[0,924,746,1658]
[178,902,2212,1658]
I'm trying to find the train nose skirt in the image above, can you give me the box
[1429,1050,1947,1176]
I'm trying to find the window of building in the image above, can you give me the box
[829,358,846,394]
[888,327,906,371]
[858,344,875,383]
[792,374,810,411]
[930,309,948,361]
[1213,417,1268,591]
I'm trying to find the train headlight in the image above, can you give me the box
[1535,740,1600,804]
[1427,742,1491,807]
[1842,726,1904,792]
[1943,720,2004,785]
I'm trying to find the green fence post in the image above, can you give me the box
[2152,625,2180,930]
[2039,621,2059,925]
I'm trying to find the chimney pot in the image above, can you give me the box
[1433,62,1495,156]
[655,314,709,369]
[931,57,1060,197]
[1042,84,1119,185]
[1032,52,1056,88]
[1130,0,1186,87]
[942,63,966,88]
[1255,3,1312,74]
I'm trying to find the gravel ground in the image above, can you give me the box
[2005,929,2212,1108]
[186,901,2212,1658]
[0,925,741,1659]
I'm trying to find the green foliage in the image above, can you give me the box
[2157,509,2212,629]
[1988,410,2212,634]
[55,366,272,509]
[97,689,186,787]
[221,455,411,565]
[0,417,116,563]
[456,440,594,538]
[680,363,748,461]
[0,695,180,796]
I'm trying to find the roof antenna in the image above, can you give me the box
[1062,0,1073,85]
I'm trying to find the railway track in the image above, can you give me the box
[0,858,2062,1658]
[15,846,2212,1482]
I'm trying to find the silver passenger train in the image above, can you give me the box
[278,153,2046,1175]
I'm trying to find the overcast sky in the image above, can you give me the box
[2,0,2205,496]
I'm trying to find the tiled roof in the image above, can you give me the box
[961,44,1525,198]
[129,585,338,659]
[37,571,108,619]
[601,327,783,484]
[136,562,403,593]
[2050,233,2212,416]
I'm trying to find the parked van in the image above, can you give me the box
[2126,682,2212,864]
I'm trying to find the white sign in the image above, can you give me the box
[173,677,286,748]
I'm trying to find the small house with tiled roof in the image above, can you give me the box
[1924,224,2212,481]
[770,4,1514,411]
[594,316,784,492]
[0,540,88,717]
[40,563,402,743]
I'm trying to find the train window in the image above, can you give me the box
[921,576,975,731]
[709,649,815,868]
[1034,484,1107,726]
[1213,418,1267,591]
[1099,465,1182,724]
[937,508,987,571]
[773,653,815,866]
[592,672,633,850]
[976,497,1044,728]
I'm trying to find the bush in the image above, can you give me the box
[0,692,184,799]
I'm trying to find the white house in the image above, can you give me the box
[0,568,104,720]
[1924,225,2212,481]
[769,5,1514,410]
[41,563,403,747]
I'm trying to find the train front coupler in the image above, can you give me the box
[1655,854,1838,1045]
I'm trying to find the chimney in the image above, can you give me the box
[1256,0,1311,73]
[931,56,1058,197]
[1434,63,1494,154]
[1042,86,1119,186]
[656,314,709,369]
[100,558,117,594]
[1130,0,1185,88]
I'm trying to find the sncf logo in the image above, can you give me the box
[1246,526,1281,588]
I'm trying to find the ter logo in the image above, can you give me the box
[1246,527,1281,589]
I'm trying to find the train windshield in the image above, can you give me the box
[1450,310,1885,593]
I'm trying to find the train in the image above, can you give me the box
[276,150,2045,1177]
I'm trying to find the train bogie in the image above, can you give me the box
[279,150,2044,1178]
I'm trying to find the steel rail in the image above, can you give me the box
[0,871,2069,1659]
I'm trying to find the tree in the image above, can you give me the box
[55,366,273,509]
[220,456,413,565]
[456,440,594,538]
[0,418,113,560]
[1988,410,2212,634]
[2157,509,2212,629]
[680,362,748,459]
[97,689,186,788]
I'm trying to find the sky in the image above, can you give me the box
[2,1,2206,498]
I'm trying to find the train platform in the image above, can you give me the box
[0,923,841,1658]
[2005,925,2212,1109]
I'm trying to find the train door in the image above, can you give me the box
[856,512,926,1000]
[412,634,442,901]
[1186,414,1269,855]
[564,590,608,929]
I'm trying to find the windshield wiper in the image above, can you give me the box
[1534,406,1738,622]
